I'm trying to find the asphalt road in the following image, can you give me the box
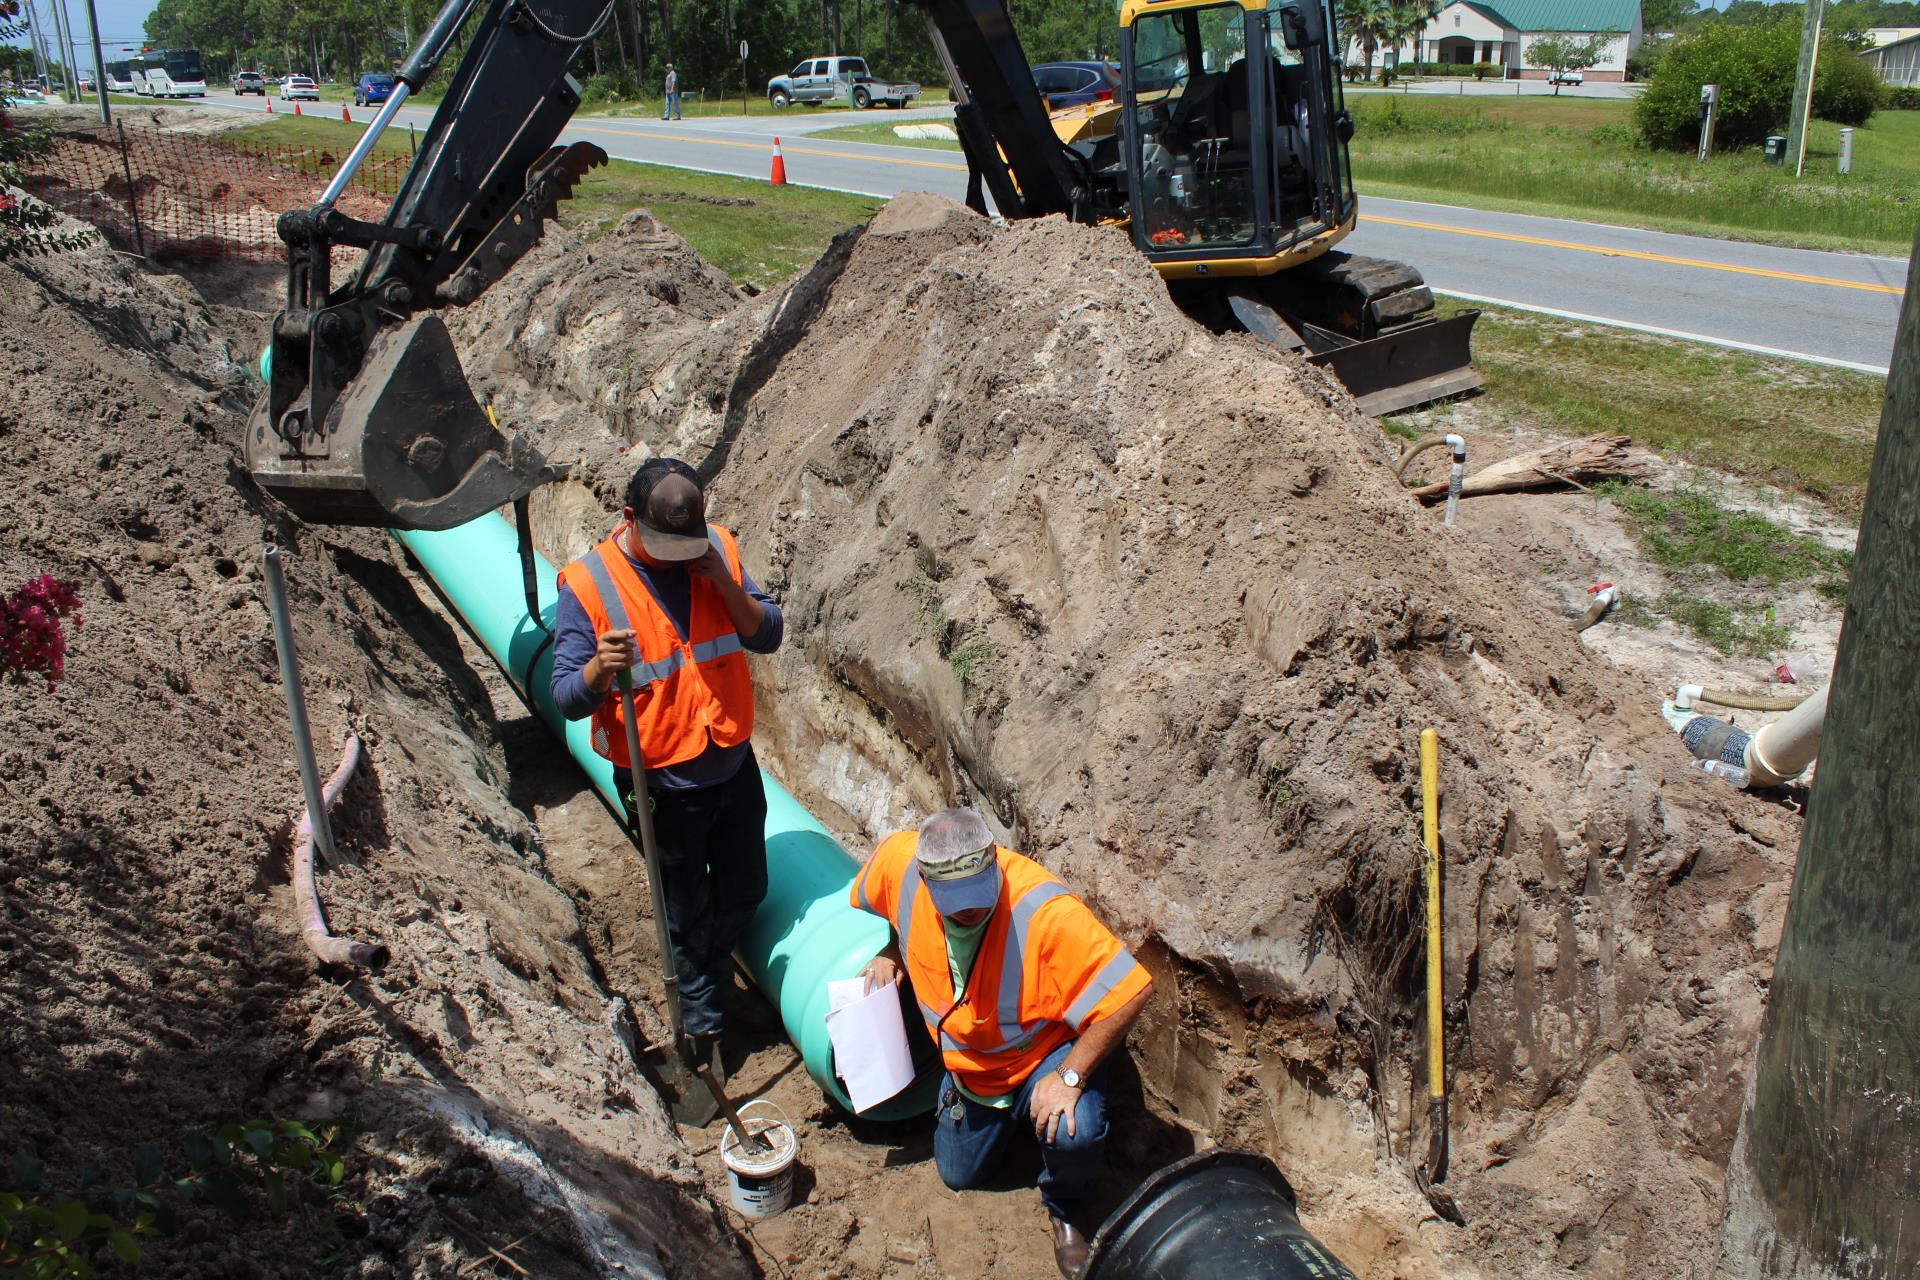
[185,88,1903,374]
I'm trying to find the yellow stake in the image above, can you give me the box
[1420,727,1444,1106]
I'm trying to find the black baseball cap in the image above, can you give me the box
[625,458,709,562]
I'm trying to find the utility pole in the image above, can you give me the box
[23,0,50,84]
[81,0,108,122]
[1785,0,1824,177]
[1715,220,1920,1277]
[49,0,77,99]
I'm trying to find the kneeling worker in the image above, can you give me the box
[852,809,1153,1277]
[551,458,783,1070]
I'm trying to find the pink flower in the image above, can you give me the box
[2,575,82,689]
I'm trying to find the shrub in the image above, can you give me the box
[1635,15,1884,150]
[1890,84,1920,110]
[1472,60,1495,80]
[577,70,641,106]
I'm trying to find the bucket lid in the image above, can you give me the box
[721,1117,795,1176]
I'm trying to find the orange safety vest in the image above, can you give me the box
[849,831,1152,1097]
[558,522,756,771]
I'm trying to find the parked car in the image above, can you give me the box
[233,70,265,94]
[1032,61,1119,108]
[354,73,397,106]
[280,75,319,101]
[767,56,918,109]
[1546,69,1584,86]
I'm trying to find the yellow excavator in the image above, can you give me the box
[246,0,1477,529]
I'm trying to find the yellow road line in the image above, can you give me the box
[564,126,1902,296]
[568,123,969,172]
[1361,213,1904,296]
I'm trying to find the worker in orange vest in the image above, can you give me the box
[851,808,1154,1278]
[551,458,783,1073]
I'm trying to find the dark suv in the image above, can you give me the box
[354,73,397,106]
[1032,61,1119,108]
[233,70,265,94]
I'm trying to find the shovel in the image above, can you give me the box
[617,670,720,1127]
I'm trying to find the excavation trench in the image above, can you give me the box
[433,193,1800,1278]
[1,162,1811,1279]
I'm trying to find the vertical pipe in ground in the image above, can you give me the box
[263,547,341,870]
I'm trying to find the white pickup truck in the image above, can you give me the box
[767,56,920,109]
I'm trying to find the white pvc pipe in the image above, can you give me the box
[1746,684,1830,787]
[1443,434,1465,526]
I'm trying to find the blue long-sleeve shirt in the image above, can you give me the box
[551,547,783,791]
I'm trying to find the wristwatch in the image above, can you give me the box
[1058,1068,1083,1089]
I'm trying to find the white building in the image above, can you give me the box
[1862,30,1920,85]
[1353,0,1644,82]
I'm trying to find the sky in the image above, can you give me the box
[7,0,165,64]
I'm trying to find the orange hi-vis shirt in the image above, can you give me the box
[850,831,1152,1097]
[557,522,755,771]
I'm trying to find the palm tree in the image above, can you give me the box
[1385,0,1441,74]
[1338,0,1391,78]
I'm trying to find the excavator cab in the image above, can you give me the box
[1115,0,1482,414]
[1123,0,1347,265]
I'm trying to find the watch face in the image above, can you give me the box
[1061,1069,1082,1088]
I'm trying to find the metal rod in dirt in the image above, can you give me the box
[80,0,108,123]
[320,85,413,204]
[116,120,146,258]
[263,546,341,870]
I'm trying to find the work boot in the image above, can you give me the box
[1050,1214,1089,1278]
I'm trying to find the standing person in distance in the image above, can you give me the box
[662,63,682,120]
[550,458,782,1075]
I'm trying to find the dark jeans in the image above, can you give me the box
[933,1039,1109,1225]
[615,752,768,1038]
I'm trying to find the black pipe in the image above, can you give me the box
[1082,1150,1358,1280]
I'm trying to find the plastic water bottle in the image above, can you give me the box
[1696,759,1751,789]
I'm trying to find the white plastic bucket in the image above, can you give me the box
[719,1100,797,1219]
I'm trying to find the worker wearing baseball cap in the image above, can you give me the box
[552,457,783,1073]
[851,808,1154,1277]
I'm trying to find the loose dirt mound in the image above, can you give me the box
[461,193,1801,1277]
[0,243,744,1276]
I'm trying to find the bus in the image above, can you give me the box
[131,49,206,97]
[105,60,135,93]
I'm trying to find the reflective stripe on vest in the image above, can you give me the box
[898,859,1077,1054]
[580,533,740,688]
[1065,949,1142,1028]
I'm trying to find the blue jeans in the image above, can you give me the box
[933,1039,1108,1224]
[662,90,681,119]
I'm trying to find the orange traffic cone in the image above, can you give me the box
[293,102,300,115]
[769,137,787,187]
[342,104,351,122]
[265,98,273,113]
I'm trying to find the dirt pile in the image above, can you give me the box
[460,193,1801,1277]
[0,241,745,1276]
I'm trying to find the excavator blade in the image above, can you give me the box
[245,314,560,530]
[1306,311,1483,418]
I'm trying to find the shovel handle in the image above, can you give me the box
[617,671,685,1045]
[696,1063,772,1157]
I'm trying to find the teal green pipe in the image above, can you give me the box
[394,514,935,1120]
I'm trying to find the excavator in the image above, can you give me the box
[246,0,1479,529]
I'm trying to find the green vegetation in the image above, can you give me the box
[2,1122,346,1278]
[225,114,878,290]
[1636,15,1882,150]
[0,112,96,261]
[1350,95,1920,254]
[1431,298,1883,512]
[567,166,877,289]
[811,118,964,149]
[1594,482,1852,588]
[1623,592,1797,656]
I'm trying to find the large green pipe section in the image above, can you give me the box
[394,514,935,1120]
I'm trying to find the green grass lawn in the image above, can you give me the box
[1416,296,1884,513]
[810,117,962,149]
[1348,96,1920,255]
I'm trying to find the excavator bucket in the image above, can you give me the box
[1304,310,1484,419]
[245,314,560,531]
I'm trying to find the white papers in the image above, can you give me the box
[825,978,915,1113]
